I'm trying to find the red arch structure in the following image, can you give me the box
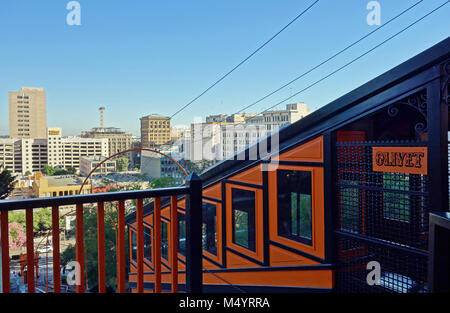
[79,148,189,194]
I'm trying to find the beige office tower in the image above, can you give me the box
[140,114,171,147]
[81,127,132,157]
[9,87,47,139]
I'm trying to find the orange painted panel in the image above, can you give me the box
[203,269,333,288]
[372,146,427,175]
[203,183,222,199]
[229,165,262,185]
[203,258,220,270]
[143,213,153,226]
[269,245,320,267]
[161,205,170,219]
[226,251,259,268]
[276,136,323,162]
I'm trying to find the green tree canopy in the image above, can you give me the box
[0,168,15,200]
[9,208,54,232]
[42,165,75,176]
[115,157,129,172]
[60,207,128,291]
[149,176,177,189]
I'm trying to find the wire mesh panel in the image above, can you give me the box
[335,236,428,293]
[335,141,429,293]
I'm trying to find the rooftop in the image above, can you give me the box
[46,175,83,187]
[141,114,170,120]
[82,127,131,135]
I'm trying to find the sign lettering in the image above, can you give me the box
[372,147,427,175]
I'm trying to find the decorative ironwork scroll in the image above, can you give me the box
[387,90,428,135]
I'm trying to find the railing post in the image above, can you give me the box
[52,206,61,293]
[136,198,144,293]
[154,197,162,293]
[75,204,85,293]
[170,195,178,293]
[97,202,105,293]
[0,211,10,293]
[26,209,35,293]
[186,173,202,293]
[117,200,126,293]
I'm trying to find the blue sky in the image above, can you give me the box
[0,0,449,137]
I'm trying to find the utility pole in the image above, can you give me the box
[99,107,105,132]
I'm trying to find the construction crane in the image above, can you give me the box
[99,106,105,131]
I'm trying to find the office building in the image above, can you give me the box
[32,173,91,198]
[79,156,116,177]
[140,114,171,147]
[81,127,132,157]
[9,87,47,139]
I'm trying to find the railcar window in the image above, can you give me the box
[161,221,169,260]
[131,231,137,262]
[232,188,256,251]
[277,170,312,244]
[202,202,217,255]
[178,212,186,256]
[144,226,152,262]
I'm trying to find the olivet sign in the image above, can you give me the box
[372,146,427,175]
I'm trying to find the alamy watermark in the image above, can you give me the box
[65,261,81,286]
[171,117,280,171]
[366,261,381,286]
[66,1,81,26]
[366,1,381,26]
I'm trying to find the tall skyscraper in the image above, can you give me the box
[9,87,47,139]
[140,114,171,147]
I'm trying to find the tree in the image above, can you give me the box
[0,167,15,200]
[184,160,214,175]
[60,207,129,291]
[115,157,129,172]
[66,167,77,175]
[9,208,54,232]
[149,176,177,189]
[24,171,32,177]
[35,208,53,231]
[42,165,74,176]
[8,222,26,250]
[42,165,58,176]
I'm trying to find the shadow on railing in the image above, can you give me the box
[0,173,203,293]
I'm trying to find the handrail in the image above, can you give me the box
[0,186,191,211]
[0,173,203,294]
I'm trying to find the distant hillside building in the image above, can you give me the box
[47,127,109,170]
[140,149,185,184]
[32,173,91,198]
[0,138,47,174]
[79,155,116,177]
[140,114,171,147]
[192,103,312,161]
[9,87,47,139]
[81,127,132,157]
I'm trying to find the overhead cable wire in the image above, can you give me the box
[170,0,321,119]
[256,0,449,116]
[234,0,425,115]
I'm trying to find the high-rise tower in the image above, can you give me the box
[9,87,47,139]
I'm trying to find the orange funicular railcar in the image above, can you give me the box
[126,37,450,293]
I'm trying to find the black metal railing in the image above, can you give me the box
[0,173,203,293]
